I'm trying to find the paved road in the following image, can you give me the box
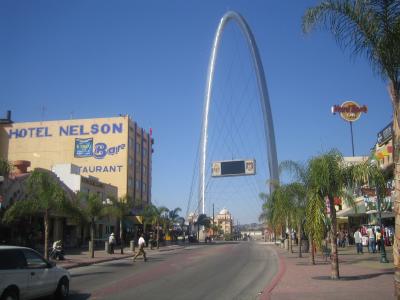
[68,241,278,300]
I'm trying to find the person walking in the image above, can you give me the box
[376,228,382,252]
[367,227,376,253]
[133,234,147,262]
[354,228,363,254]
[109,233,116,254]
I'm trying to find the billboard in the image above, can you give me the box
[212,159,256,177]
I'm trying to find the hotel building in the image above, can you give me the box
[0,115,153,208]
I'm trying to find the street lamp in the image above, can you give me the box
[103,198,112,206]
[376,189,389,263]
[370,159,389,263]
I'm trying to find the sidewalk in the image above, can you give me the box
[54,244,185,270]
[266,243,394,300]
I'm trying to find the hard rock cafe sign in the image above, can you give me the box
[331,101,368,122]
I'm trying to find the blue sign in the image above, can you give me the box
[75,138,93,157]
[75,138,125,160]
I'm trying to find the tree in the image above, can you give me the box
[307,150,354,279]
[77,192,109,258]
[168,207,182,242]
[261,190,285,244]
[108,195,132,254]
[142,204,169,249]
[0,158,11,177]
[3,169,72,260]
[302,0,400,287]
[279,161,309,258]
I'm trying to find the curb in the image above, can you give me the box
[62,254,133,270]
[60,246,186,269]
[260,246,286,300]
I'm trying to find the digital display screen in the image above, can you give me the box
[221,160,245,176]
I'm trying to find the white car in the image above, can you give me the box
[0,246,71,300]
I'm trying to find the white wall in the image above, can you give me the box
[52,164,81,192]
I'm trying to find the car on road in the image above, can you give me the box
[0,245,71,300]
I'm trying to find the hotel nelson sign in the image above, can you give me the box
[7,121,126,174]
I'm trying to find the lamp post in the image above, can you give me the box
[370,159,389,264]
[376,190,389,263]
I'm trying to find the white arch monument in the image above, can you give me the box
[199,11,279,214]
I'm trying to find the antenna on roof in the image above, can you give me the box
[41,105,47,121]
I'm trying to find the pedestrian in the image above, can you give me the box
[353,228,363,254]
[109,233,116,254]
[376,228,382,252]
[367,227,376,253]
[133,234,147,262]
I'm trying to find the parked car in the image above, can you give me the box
[0,245,71,300]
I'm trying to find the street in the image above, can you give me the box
[68,241,278,300]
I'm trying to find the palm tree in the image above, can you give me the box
[305,190,327,265]
[264,184,298,252]
[302,0,400,287]
[143,205,169,249]
[307,150,354,279]
[77,192,109,258]
[0,158,11,177]
[108,195,132,254]
[3,169,72,260]
[279,161,309,257]
[168,207,182,242]
[261,190,285,244]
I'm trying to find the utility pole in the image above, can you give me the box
[212,203,215,236]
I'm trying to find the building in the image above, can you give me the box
[0,115,153,209]
[0,161,77,247]
[336,124,395,237]
[216,208,233,235]
[0,161,121,247]
[52,163,119,245]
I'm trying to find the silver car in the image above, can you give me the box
[0,246,70,300]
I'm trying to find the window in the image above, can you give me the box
[136,180,141,190]
[0,249,26,269]
[143,165,147,177]
[23,249,48,269]
[136,142,141,154]
[143,148,148,157]
[143,182,147,193]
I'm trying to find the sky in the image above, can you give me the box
[0,1,393,224]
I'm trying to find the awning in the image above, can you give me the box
[124,216,143,227]
[336,202,366,218]
[365,210,395,219]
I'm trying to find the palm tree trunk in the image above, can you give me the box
[329,197,339,279]
[44,211,49,260]
[298,223,302,258]
[390,82,400,297]
[90,218,95,258]
[120,219,124,254]
[309,234,315,265]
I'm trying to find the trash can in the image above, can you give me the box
[284,239,289,250]
[130,240,135,252]
[301,239,309,253]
